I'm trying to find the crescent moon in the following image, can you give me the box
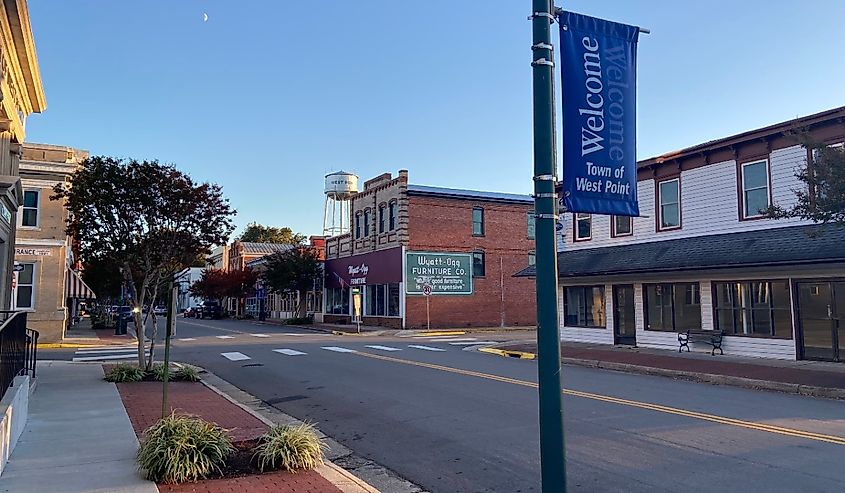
[203,13,208,22]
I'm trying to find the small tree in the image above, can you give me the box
[189,268,258,307]
[262,246,322,318]
[239,222,305,245]
[768,140,845,225]
[53,157,235,369]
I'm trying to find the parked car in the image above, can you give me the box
[183,306,201,318]
[199,301,223,319]
[153,305,167,316]
[113,306,135,325]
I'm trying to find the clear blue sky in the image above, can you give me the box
[26,1,845,238]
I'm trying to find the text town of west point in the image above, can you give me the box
[576,34,632,197]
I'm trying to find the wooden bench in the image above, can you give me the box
[677,330,724,356]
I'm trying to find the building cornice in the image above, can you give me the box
[2,0,45,113]
[15,238,66,247]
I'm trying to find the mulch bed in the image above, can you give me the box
[115,379,342,492]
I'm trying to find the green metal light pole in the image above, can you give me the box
[531,1,567,491]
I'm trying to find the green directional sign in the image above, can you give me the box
[405,251,473,295]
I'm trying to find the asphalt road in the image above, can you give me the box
[42,318,845,492]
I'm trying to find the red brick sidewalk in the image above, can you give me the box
[499,341,845,391]
[95,328,136,344]
[116,381,342,492]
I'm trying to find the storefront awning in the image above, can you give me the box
[66,268,96,299]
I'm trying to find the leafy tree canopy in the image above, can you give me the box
[238,222,305,245]
[52,156,236,368]
[189,268,258,303]
[262,247,322,317]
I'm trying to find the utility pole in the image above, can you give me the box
[531,1,567,492]
[161,282,176,419]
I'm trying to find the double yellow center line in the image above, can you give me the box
[355,351,845,446]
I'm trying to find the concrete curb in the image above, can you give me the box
[478,348,845,400]
[190,365,425,492]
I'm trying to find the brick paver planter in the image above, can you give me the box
[116,380,342,492]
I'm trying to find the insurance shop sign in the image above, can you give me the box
[405,252,472,295]
[559,11,640,217]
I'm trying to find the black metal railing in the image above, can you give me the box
[0,311,33,392]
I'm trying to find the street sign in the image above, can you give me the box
[405,251,473,295]
[12,264,24,272]
[422,284,432,296]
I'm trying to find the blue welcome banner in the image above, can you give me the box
[559,11,640,216]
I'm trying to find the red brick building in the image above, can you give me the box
[323,170,536,329]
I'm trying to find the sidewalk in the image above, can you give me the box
[491,340,845,398]
[41,317,137,348]
[0,361,157,493]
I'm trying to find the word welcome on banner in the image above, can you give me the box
[559,11,640,216]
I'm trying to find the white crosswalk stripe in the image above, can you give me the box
[273,349,307,356]
[364,345,402,352]
[177,338,196,342]
[449,341,496,346]
[215,335,235,339]
[321,346,356,353]
[407,345,446,352]
[72,345,150,362]
[221,352,251,361]
[250,334,270,338]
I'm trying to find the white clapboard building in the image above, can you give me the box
[520,106,845,362]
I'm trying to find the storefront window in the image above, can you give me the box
[388,283,400,317]
[563,286,605,328]
[714,281,792,338]
[365,284,401,317]
[644,283,701,331]
[325,287,349,315]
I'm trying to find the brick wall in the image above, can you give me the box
[406,195,537,328]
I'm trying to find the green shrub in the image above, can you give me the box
[137,414,234,483]
[252,423,325,472]
[104,363,145,383]
[284,315,314,325]
[175,365,200,382]
[149,364,170,381]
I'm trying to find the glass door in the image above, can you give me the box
[797,282,838,361]
[613,285,636,345]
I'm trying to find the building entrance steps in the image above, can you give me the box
[0,361,158,493]
[490,340,845,399]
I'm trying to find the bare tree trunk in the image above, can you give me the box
[298,289,307,318]
[122,262,146,368]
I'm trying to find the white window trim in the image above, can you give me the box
[20,189,40,229]
[658,178,681,231]
[13,262,36,310]
[611,215,633,237]
[740,159,771,219]
[574,213,592,241]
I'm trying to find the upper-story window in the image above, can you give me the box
[363,209,371,236]
[741,159,771,219]
[611,215,633,237]
[658,178,681,230]
[388,201,397,230]
[574,213,591,241]
[354,212,362,239]
[528,251,536,266]
[472,207,484,236]
[472,250,486,277]
[21,190,39,227]
[378,204,386,233]
[527,211,536,240]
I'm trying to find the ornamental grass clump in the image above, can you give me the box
[252,423,325,472]
[174,364,200,382]
[149,363,170,381]
[137,414,234,483]
[103,363,145,383]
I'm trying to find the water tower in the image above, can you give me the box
[323,171,359,236]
